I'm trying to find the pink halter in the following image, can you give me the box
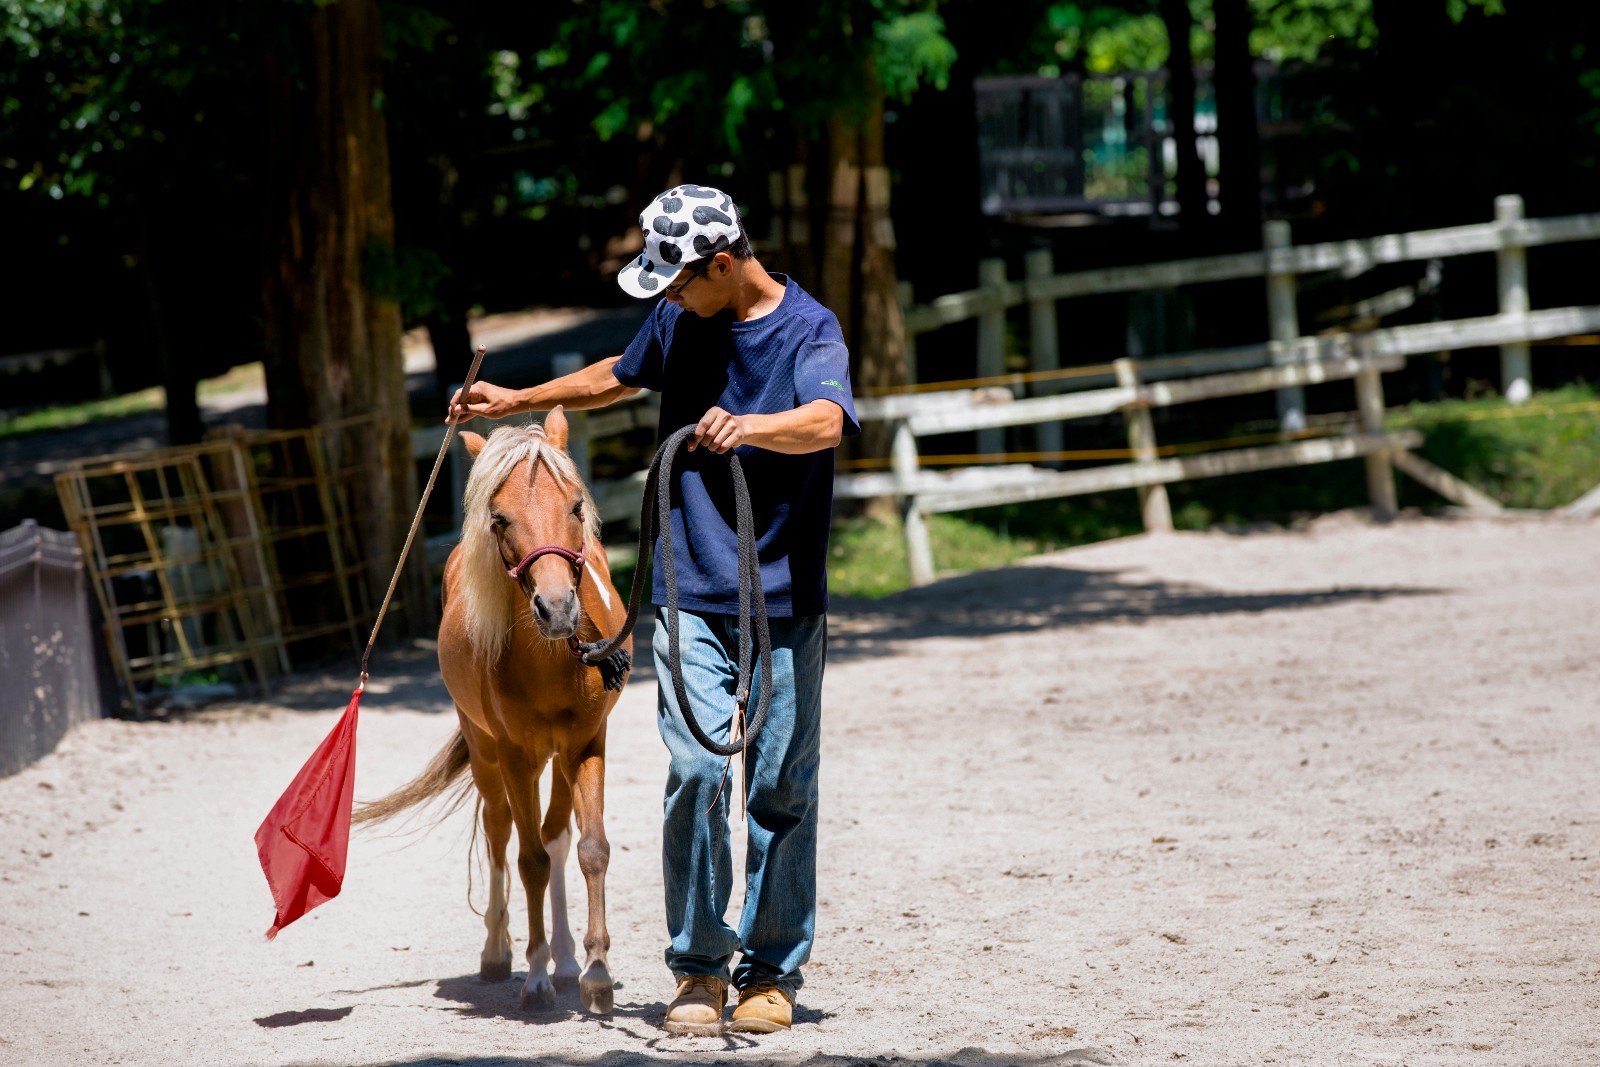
[506,543,585,582]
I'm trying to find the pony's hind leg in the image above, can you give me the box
[502,749,556,1011]
[568,737,614,1015]
[542,768,581,994]
[464,727,514,983]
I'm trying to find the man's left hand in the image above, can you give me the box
[690,407,751,454]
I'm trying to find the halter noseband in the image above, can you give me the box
[506,543,586,583]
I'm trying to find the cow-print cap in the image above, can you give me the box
[617,184,742,298]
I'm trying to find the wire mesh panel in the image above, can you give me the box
[230,417,381,663]
[52,417,389,710]
[0,521,105,776]
[55,445,283,708]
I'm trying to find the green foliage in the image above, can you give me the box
[3,0,135,201]
[512,0,955,156]
[1446,0,1504,22]
[1032,3,1176,75]
[1024,0,1512,75]
[1250,0,1375,62]
[1,0,251,205]
[875,11,957,102]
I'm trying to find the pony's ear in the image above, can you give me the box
[460,430,487,459]
[544,406,569,451]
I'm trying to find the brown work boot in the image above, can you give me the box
[729,982,793,1034]
[663,974,727,1036]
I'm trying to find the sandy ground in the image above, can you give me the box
[2,512,1597,1067]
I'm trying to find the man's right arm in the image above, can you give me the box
[448,355,640,422]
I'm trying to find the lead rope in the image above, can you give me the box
[578,425,773,810]
[356,344,490,691]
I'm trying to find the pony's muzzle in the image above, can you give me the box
[531,588,580,638]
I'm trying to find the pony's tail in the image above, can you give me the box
[353,729,472,828]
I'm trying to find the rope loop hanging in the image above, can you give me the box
[577,424,773,758]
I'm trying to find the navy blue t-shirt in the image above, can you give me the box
[612,274,860,617]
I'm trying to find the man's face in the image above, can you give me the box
[663,253,730,316]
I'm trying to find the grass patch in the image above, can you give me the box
[1392,384,1600,509]
[0,362,267,440]
[0,387,166,437]
[827,512,1047,598]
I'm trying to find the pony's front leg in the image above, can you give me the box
[503,752,555,1010]
[568,739,614,1014]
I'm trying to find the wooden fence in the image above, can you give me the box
[841,194,1600,584]
[411,195,1598,589]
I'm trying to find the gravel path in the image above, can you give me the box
[2,513,1597,1067]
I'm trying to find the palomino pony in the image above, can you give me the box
[354,409,631,1013]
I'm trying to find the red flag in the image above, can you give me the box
[255,688,362,940]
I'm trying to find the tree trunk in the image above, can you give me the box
[821,111,862,361]
[1212,0,1262,246]
[260,0,425,632]
[822,65,908,442]
[855,67,909,422]
[135,203,203,445]
[425,306,475,407]
[1159,0,1209,231]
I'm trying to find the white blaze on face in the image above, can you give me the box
[585,558,612,612]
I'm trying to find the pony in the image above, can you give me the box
[353,408,630,1013]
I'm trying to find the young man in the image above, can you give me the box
[448,183,858,1035]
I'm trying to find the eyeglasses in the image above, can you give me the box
[665,257,713,297]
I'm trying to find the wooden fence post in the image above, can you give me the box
[1263,220,1307,432]
[1354,359,1398,519]
[892,419,935,586]
[1113,358,1173,532]
[1026,248,1063,459]
[551,353,592,485]
[898,279,918,385]
[977,257,1008,456]
[1495,194,1532,405]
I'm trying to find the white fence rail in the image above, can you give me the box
[413,195,1599,587]
[850,194,1600,584]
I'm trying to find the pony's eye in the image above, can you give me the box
[490,514,508,530]
[571,501,585,519]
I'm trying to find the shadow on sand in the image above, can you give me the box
[231,555,1438,716]
[253,997,1115,1066]
[825,558,1439,662]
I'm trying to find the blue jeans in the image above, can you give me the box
[654,608,825,1000]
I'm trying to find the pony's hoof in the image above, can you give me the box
[480,959,512,983]
[552,972,580,995]
[520,979,557,1011]
[580,979,614,1015]
[581,961,614,1014]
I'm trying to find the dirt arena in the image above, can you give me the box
[2,513,1596,1067]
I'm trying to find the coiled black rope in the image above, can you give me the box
[577,424,773,758]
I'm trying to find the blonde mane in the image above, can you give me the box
[456,423,601,660]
